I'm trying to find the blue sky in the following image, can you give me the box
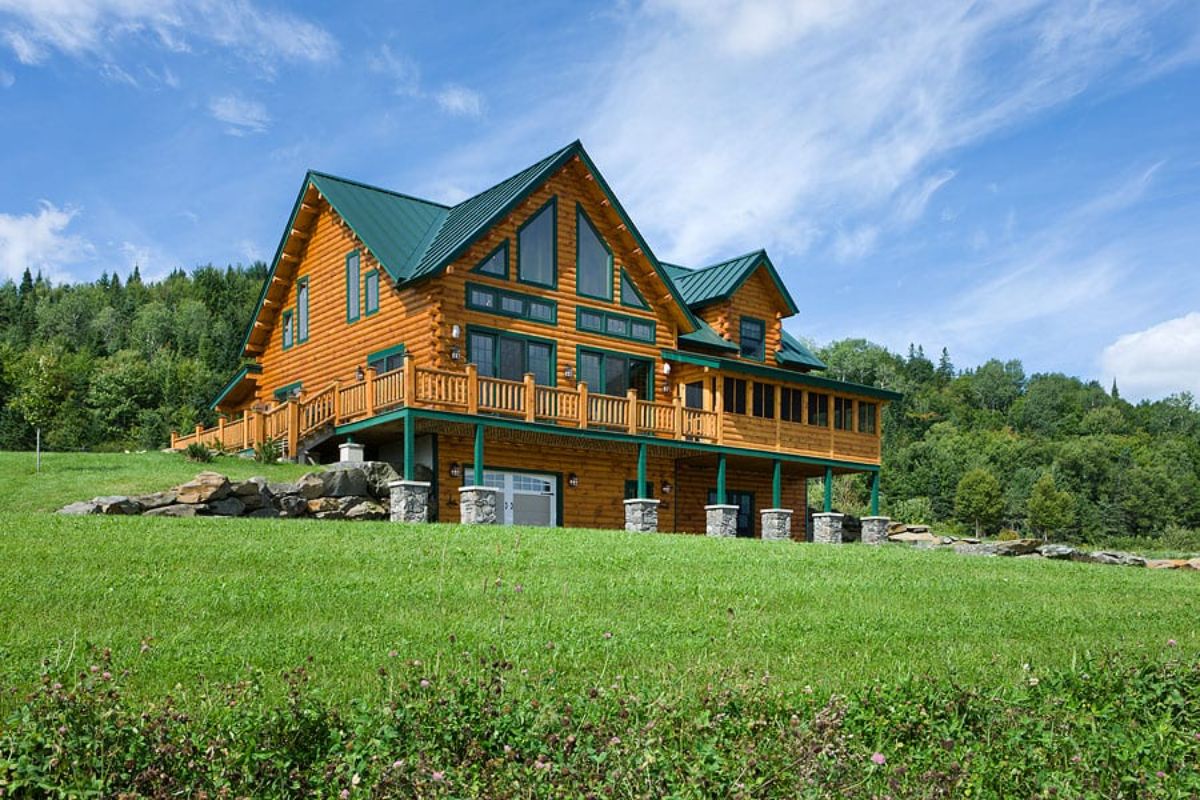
[1,0,1198,400]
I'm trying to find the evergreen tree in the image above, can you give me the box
[955,468,1003,536]
[1027,472,1076,541]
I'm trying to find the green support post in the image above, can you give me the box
[473,424,484,486]
[870,470,880,516]
[772,459,782,509]
[637,442,647,499]
[716,454,727,505]
[403,413,415,481]
[823,466,833,513]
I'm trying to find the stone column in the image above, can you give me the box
[459,486,500,524]
[760,509,793,541]
[338,441,365,464]
[705,504,739,537]
[624,498,660,533]
[812,512,844,544]
[861,515,890,545]
[388,479,430,523]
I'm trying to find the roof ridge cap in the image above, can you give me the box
[447,141,579,210]
[308,170,451,209]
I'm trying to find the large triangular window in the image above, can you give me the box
[518,198,557,287]
[620,268,648,309]
[576,205,612,300]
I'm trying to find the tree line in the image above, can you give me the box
[1,265,1197,541]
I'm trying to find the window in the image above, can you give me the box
[752,381,775,419]
[685,381,704,410]
[281,309,294,350]
[574,305,655,343]
[472,241,508,278]
[346,250,361,323]
[740,317,765,360]
[859,401,877,434]
[834,396,854,430]
[367,344,405,375]
[578,348,653,399]
[465,283,557,325]
[518,198,556,287]
[296,277,309,343]
[808,392,829,426]
[364,270,379,316]
[620,268,648,309]
[468,329,555,385]
[273,382,302,403]
[624,479,655,499]
[576,206,611,300]
[723,377,747,415]
[780,387,803,422]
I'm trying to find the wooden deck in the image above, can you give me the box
[172,358,882,464]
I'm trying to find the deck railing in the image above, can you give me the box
[171,356,881,464]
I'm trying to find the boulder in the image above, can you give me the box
[268,481,298,497]
[343,497,388,521]
[93,496,142,515]
[238,490,268,511]
[1037,544,1079,560]
[888,522,909,534]
[1186,558,1200,572]
[134,490,177,510]
[175,472,231,504]
[1074,550,1146,568]
[907,525,931,534]
[306,497,341,516]
[57,501,99,515]
[205,497,246,517]
[297,469,371,499]
[889,531,939,544]
[247,507,281,518]
[954,542,999,556]
[275,494,308,518]
[328,461,400,499]
[1146,559,1188,570]
[994,539,1041,556]
[144,503,200,518]
[231,477,269,497]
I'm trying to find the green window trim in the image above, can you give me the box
[740,316,766,361]
[346,250,361,324]
[466,324,558,386]
[575,203,613,301]
[471,240,509,279]
[273,381,303,402]
[575,305,656,344]
[516,195,558,289]
[281,308,294,350]
[575,345,655,399]
[296,277,310,344]
[465,282,557,325]
[367,342,406,365]
[619,267,649,309]
[364,269,380,316]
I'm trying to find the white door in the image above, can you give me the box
[468,469,556,527]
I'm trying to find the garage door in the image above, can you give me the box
[467,469,557,527]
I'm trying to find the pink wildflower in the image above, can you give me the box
[420,679,431,688]
[603,631,613,639]
[432,770,445,782]
[871,752,886,766]
[339,790,349,800]
[1157,771,1166,779]
[1168,639,1177,647]
[514,583,524,593]
[388,650,398,658]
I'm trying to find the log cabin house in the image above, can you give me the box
[172,141,899,539]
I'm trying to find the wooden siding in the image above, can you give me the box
[696,267,785,362]
[433,160,677,400]
[251,199,436,409]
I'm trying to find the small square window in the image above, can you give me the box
[630,321,654,342]
[469,287,496,308]
[579,309,603,331]
[500,294,524,315]
[606,316,629,336]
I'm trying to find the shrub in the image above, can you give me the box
[888,495,934,525]
[183,441,212,463]
[254,436,281,464]
[997,528,1021,541]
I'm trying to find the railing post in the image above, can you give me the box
[217,416,226,448]
[466,363,479,415]
[171,431,177,449]
[673,394,684,439]
[333,381,342,424]
[524,373,536,422]
[774,384,782,452]
[714,377,725,445]
[286,401,299,461]
[242,410,250,449]
[194,424,204,445]
[578,382,588,429]
[626,388,638,435]
[403,355,417,407]
[365,368,376,417]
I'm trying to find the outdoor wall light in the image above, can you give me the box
[661,480,672,495]
[568,473,579,488]
[355,366,365,382]
[564,365,575,381]
[663,362,672,375]
[450,345,462,362]
[449,462,462,478]
[451,324,462,339]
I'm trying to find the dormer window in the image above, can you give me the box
[740,317,765,361]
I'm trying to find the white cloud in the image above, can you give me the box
[435,84,484,117]
[0,201,92,281]
[1101,313,1200,401]
[556,0,1200,265]
[208,94,270,135]
[370,44,420,96]
[0,0,337,74]
[832,225,879,262]
[0,66,13,87]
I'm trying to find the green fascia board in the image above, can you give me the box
[333,406,879,472]
[661,350,901,401]
[778,330,828,370]
[209,364,262,410]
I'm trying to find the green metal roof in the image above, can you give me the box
[778,330,827,370]
[663,250,799,315]
[308,172,449,283]
[679,318,739,352]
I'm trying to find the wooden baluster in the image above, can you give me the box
[466,363,479,414]
[403,355,416,407]
[524,373,536,422]
[626,388,638,435]
[578,382,588,429]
